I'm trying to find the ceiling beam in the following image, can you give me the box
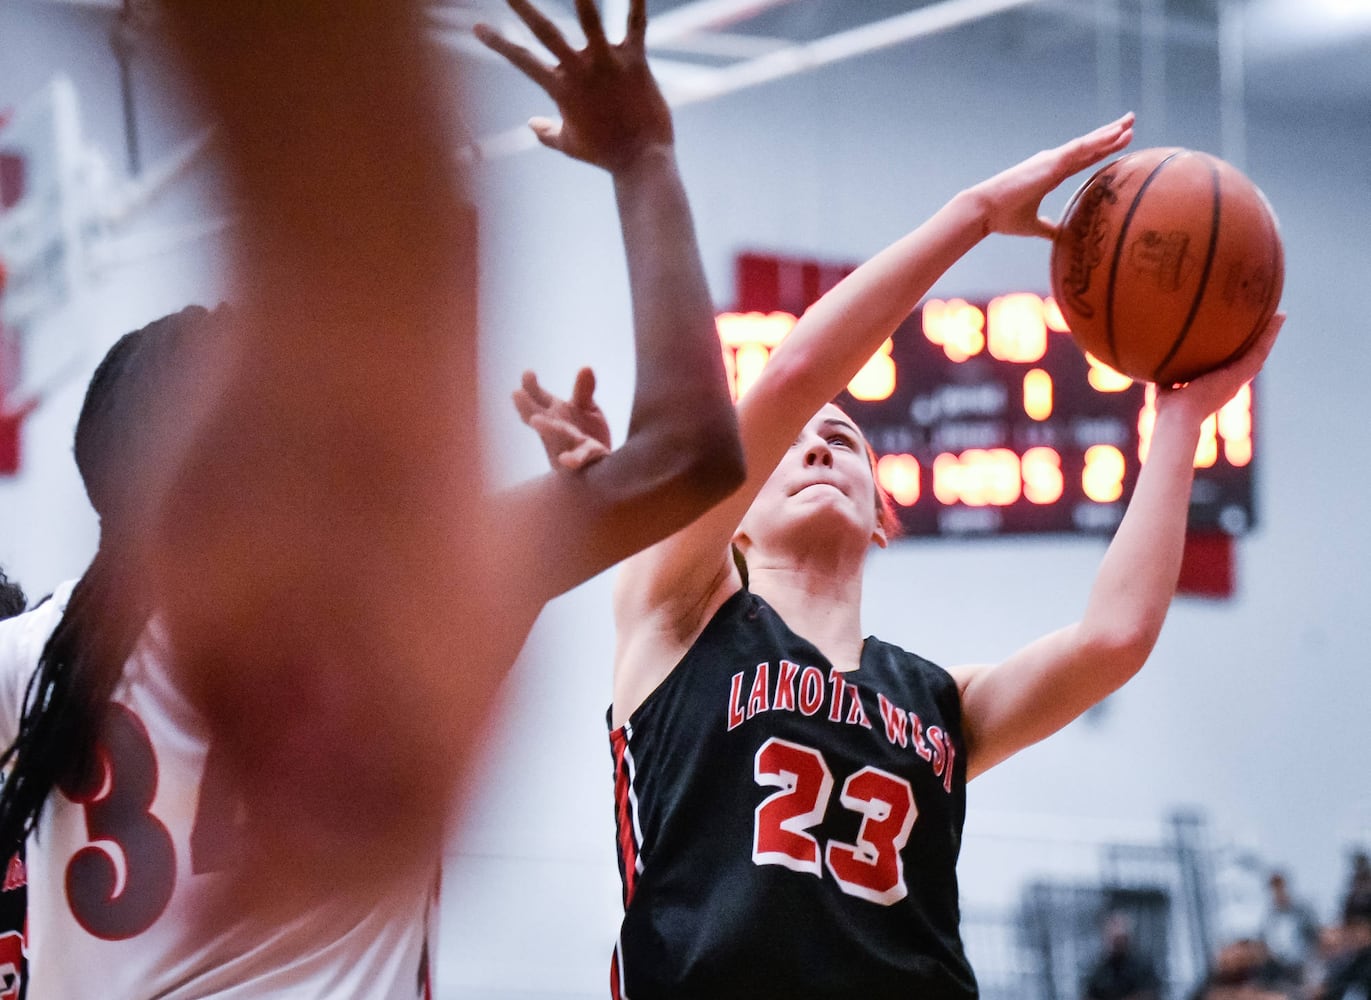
[664,0,1045,109]
[431,0,799,47]
[650,29,792,60]
[646,0,801,41]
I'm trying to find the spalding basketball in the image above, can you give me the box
[1049,147,1283,385]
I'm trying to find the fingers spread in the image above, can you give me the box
[474,24,557,91]
[521,370,556,408]
[576,0,609,52]
[508,0,579,62]
[626,0,647,47]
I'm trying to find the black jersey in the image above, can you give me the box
[608,588,977,1000]
[0,849,25,1000]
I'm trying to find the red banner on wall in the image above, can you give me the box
[1,149,26,476]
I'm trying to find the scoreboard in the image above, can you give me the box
[718,257,1256,539]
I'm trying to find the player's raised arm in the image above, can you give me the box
[476,0,744,604]
[148,0,484,898]
[609,114,1135,720]
[950,315,1282,779]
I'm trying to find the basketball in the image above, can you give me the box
[1049,147,1284,385]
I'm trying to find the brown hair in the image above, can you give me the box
[862,437,904,541]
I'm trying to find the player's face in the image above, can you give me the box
[737,403,887,554]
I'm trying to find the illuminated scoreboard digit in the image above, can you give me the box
[719,257,1257,538]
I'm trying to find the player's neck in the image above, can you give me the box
[747,559,866,672]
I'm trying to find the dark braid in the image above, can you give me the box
[0,569,24,620]
[0,305,217,854]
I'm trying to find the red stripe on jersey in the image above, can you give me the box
[609,726,640,907]
[609,943,623,1000]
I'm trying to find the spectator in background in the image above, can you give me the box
[0,571,23,620]
[1188,939,1298,1000]
[1083,911,1163,1000]
[1305,925,1350,999]
[1318,897,1371,1000]
[1261,870,1321,985]
[1343,853,1371,927]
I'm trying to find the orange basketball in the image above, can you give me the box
[1049,147,1283,385]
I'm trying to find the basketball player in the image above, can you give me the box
[0,307,451,997]
[0,0,741,993]
[524,113,1284,996]
[0,307,440,997]
[136,0,740,908]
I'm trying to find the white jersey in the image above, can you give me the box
[0,584,437,999]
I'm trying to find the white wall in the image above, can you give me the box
[2,5,1367,998]
[0,3,229,596]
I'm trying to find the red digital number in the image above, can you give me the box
[751,738,916,905]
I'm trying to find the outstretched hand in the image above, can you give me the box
[514,367,614,471]
[968,113,1135,240]
[475,0,671,172]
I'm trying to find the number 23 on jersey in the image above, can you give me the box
[753,737,917,906]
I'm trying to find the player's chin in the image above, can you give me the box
[781,497,871,542]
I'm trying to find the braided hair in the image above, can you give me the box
[0,306,216,854]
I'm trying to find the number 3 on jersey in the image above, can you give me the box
[57,703,175,940]
[753,737,917,906]
[57,703,241,940]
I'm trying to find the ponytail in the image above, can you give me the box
[0,542,149,852]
